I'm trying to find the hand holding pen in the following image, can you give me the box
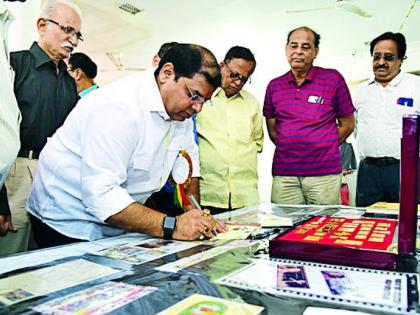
[188,195,228,239]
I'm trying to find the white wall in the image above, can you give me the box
[6,0,40,52]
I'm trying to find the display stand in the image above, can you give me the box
[270,115,420,271]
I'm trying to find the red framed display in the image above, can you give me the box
[278,216,397,251]
[269,216,399,270]
[270,115,420,271]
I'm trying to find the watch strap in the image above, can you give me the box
[162,216,176,240]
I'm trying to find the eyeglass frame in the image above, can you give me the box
[224,62,251,84]
[45,18,84,42]
[66,66,80,76]
[184,79,206,105]
[372,53,400,62]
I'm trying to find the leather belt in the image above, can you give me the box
[18,149,40,160]
[363,157,399,166]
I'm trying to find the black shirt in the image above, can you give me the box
[10,42,79,153]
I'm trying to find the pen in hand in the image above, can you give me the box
[187,194,217,237]
[188,194,202,210]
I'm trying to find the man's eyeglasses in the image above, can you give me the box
[185,80,206,105]
[372,53,397,62]
[225,63,250,84]
[67,66,77,73]
[45,18,84,41]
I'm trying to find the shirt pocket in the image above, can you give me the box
[132,153,153,171]
[166,136,185,168]
[126,153,156,194]
[229,109,252,142]
[392,97,416,114]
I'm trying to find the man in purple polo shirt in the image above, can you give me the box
[263,26,355,205]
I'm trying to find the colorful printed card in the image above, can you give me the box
[278,216,397,252]
[0,288,34,305]
[0,259,119,306]
[33,281,156,315]
[157,294,263,315]
[217,258,414,313]
[96,238,198,264]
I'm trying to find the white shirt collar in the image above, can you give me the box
[369,71,404,87]
[137,69,170,120]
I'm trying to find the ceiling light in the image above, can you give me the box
[118,3,143,15]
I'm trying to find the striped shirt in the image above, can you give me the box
[263,66,354,176]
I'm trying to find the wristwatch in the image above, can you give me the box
[162,216,177,240]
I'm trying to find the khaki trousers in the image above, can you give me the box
[271,174,342,205]
[0,157,38,257]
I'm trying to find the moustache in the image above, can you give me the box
[62,41,76,52]
[375,65,388,70]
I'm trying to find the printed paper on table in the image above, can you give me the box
[157,293,263,315]
[33,281,156,315]
[0,259,119,305]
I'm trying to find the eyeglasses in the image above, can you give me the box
[66,66,74,72]
[372,53,397,62]
[185,80,206,105]
[225,63,250,84]
[45,18,83,41]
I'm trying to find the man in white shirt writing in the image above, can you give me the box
[26,44,227,248]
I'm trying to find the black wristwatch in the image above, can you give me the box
[162,216,177,240]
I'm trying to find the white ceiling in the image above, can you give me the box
[72,0,420,87]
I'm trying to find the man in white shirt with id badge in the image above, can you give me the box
[354,32,420,207]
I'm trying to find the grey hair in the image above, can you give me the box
[40,0,82,19]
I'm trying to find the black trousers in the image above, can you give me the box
[0,185,10,216]
[29,214,85,249]
[203,205,239,215]
[356,159,400,207]
[201,193,239,215]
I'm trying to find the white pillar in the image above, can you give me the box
[5,0,41,52]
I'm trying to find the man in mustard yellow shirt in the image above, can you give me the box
[196,46,263,213]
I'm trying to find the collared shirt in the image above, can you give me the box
[79,84,98,98]
[197,87,263,208]
[263,66,355,176]
[354,72,420,159]
[0,4,20,187]
[26,70,199,241]
[10,42,79,153]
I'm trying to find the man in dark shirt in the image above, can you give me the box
[0,0,82,256]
